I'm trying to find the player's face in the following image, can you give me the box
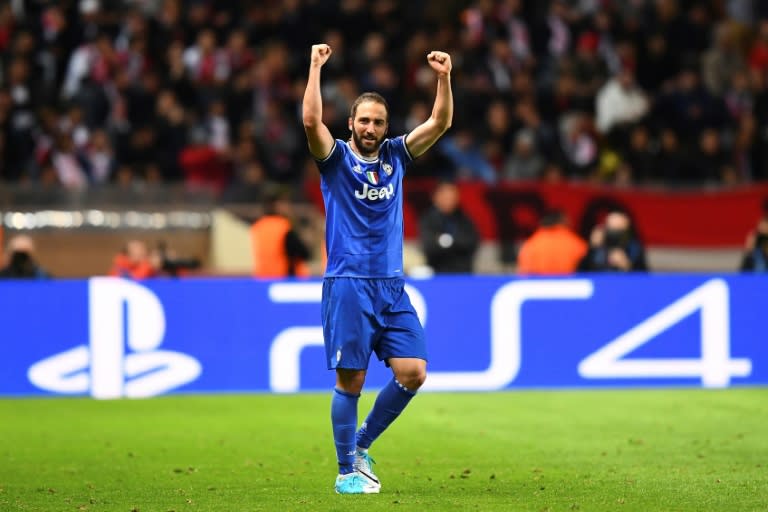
[349,101,388,157]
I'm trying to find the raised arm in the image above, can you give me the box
[405,51,454,158]
[302,44,335,160]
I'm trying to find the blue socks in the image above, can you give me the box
[331,388,359,474]
[356,378,416,450]
[332,379,418,474]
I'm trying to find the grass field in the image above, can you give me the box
[0,389,766,512]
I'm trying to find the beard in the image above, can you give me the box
[351,130,384,157]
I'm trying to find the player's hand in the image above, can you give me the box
[427,51,452,76]
[310,44,332,67]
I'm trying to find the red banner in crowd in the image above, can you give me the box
[305,179,768,247]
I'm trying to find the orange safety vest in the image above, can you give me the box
[109,253,158,279]
[516,225,588,275]
[250,215,310,278]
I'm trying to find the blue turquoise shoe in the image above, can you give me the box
[354,450,381,490]
[334,472,380,494]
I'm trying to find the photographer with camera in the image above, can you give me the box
[578,211,649,272]
[740,218,768,272]
[0,235,51,279]
[155,241,201,277]
[109,239,201,279]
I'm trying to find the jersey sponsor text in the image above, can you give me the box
[354,182,394,201]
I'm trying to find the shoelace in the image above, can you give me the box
[356,451,376,470]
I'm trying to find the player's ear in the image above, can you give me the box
[348,117,353,132]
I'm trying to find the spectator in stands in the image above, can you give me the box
[153,240,201,278]
[224,28,256,77]
[748,20,768,79]
[702,22,747,96]
[516,209,587,275]
[723,70,754,123]
[255,100,303,185]
[61,32,117,101]
[690,128,729,184]
[183,28,228,88]
[532,0,574,86]
[732,115,756,184]
[621,124,657,184]
[1,0,768,200]
[499,0,533,68]
[419,180,479,274]
[5,57,37,175]
[539,72,592,125]
[250,188,311,279]
[636,32,678,94]
[595,66,649,138]
[557,111,599,178]
[201,98,231,155]
[514,97,556,158]
[59,104,90,150]
[502,129,544,181]
[222,161,271,204]
[740,218,768,272]
[109,239,159,279]
[655,128,687,183]
[154,89,187,181]
[579,211,649,272]
[655,66,727,147]
[0,234,51,279]
[572,31,609,98]
[51,134,88,190]
[481,100,515,173]
[81,128,116,185]
[437,128,497,183]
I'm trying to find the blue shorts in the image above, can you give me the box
[321,277,427,370]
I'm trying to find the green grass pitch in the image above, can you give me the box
[1,389,766,511]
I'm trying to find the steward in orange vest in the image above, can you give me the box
[250,194,311,278]
[516,209,587,275]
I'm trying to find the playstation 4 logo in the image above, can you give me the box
[27,278,202,399]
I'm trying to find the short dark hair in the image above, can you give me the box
[350,92,389,122]
[540,209,566,227]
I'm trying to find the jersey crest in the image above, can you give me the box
[366,171,379,185]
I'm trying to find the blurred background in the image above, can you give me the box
[2,0,768,278]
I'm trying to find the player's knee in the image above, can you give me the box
[396,367,427,391]
[336,369,366,394]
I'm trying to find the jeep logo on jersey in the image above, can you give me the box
[354,182,394,201]
[366,171,379,185]
[382,163,393,175]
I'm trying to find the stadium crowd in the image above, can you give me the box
[2,0,768,201]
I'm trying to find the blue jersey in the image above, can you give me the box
[316,136,413,277]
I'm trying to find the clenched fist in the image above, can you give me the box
[310,44,332,67]
[427,51,452,76]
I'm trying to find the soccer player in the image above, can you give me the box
[302,43,453,494]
